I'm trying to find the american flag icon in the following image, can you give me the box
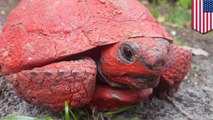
[192,0,213,33]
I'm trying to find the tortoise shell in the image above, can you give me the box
[0,0,172,75]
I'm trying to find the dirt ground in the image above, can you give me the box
[0,0,213,120]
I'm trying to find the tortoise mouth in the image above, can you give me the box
[123,74,160,88]
[97,60,160,89]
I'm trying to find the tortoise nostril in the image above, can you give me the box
[153,60,166,70]
[140,54,166,70]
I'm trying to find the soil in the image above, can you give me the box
[0,1,213,120]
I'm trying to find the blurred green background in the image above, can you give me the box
[144,0,191,28]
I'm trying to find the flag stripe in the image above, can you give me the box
[205,13,207,33]
[200,0,202,33]
[207,13,211,31]
[194,0,197,29]
[211,12,212,30]
[211,12,213,29]
[206,12,207,31]
[197,0,200,31]
[192,0,194,29]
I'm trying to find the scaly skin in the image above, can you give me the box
[6,58,97,111]
[155,44,192,98]
[84,43,192,111]
[99,38,170,89]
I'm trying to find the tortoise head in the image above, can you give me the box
[98,37,170,89]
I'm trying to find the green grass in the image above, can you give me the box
[146,0,166,4]
[177,0,192,10]
[144,0,192,9]
[2,102,142,120]
[64,101,90,120]
[145,0,191,28]
[104,105,138,116]
[2,116,53,120]
[173,37,186,46]
[149,6,159,18]
[165,7,191,28]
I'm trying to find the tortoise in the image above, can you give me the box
[0,0,192,111]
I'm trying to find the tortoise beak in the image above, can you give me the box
[98,58,160,89]
[132,75,160,88]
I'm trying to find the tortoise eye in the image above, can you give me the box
[122,46,134,61]
[118,44,136,63]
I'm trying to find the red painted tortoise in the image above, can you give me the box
[0,0,191,111]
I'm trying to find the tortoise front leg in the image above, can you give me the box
[154,44,192,98]
[5,58,97,111]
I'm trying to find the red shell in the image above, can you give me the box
[0,0,172,74]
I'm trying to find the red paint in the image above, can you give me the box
[100,38,169,89]
[154,44,192,98]
[0,0,172,75]
[0,0,191,111]
[85,85,152,111]
[6,58,97,111]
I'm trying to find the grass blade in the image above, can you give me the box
[45,116,54,120]
[64,101,70,120]
[2,115,41,120]
[69,109,78,120]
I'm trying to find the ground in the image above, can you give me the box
[0,0,213,120]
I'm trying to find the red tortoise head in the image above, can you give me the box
[98,37,170,89]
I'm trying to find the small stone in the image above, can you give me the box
[170,30,177,36]
[157,16,165,23]
[183,46,209,57]
[1,10,5,15]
